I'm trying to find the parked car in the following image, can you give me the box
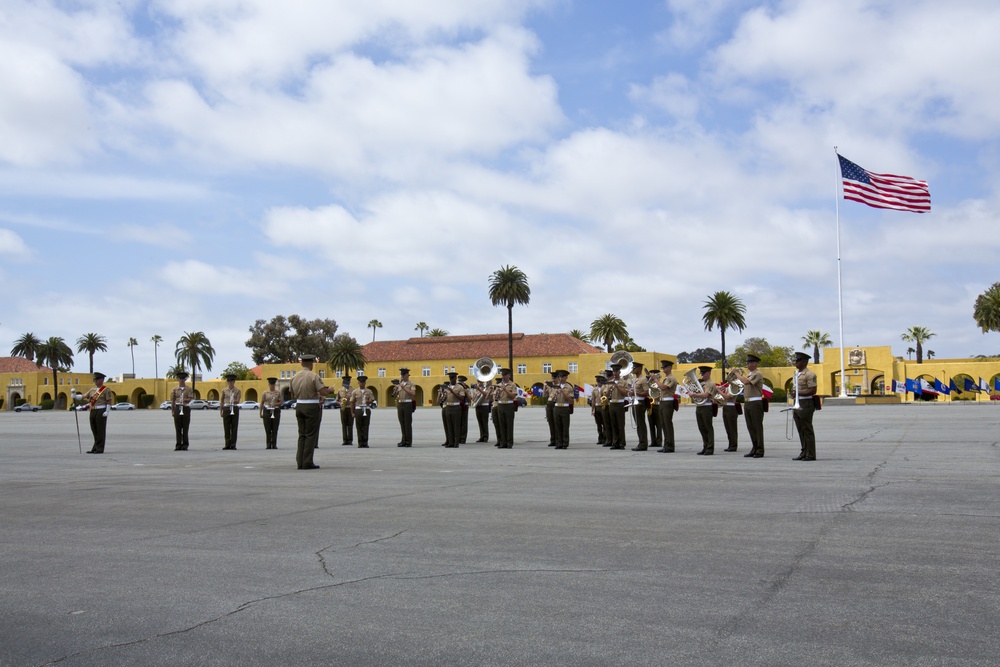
[206,400,220,410]
[239,401,259,410]
[281,399,297,410]
[323,398,341,409]
[187,399,210,410]
[112,402,136,411]
[160,401,172,410]
[14,403,40,412]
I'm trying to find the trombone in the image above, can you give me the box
[784,371,801,440]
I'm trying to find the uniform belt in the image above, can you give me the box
[747,397,763,402]
[660,397,674,402]
[726,402,736,406]
[398,400,413,403]
[296,399,320,404]
[611,399,625,403]
[555,403,571,407]
[446,402,461,406]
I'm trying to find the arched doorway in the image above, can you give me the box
[244,388,258,402]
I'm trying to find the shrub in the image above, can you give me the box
[40,399,55,410]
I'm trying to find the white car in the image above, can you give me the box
[14,403,40,412]
[160,401,172,410]
[111,402,136,411]
[239,400,260,410]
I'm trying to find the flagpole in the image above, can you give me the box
[834,146,848,397]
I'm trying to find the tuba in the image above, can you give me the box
[474,357,499,383]
[609,350,634,376]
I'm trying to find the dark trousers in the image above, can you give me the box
[545,401,556,445]
[600,407,613,446]
[89,408,108,452]
[459,404,469,444]
[794,401,816,458]
[340,408,354,445]
[295,404,322,468]
[444,405,462,447]
[262,408,280,448]
[609,402,627,448]
[744,400,764,454]
[631,400,649,448]
[173,408,190,449]
[593,409,606,444]
[397,402,413,445]
[696,405,715,453]
[355,408,371,446]
[222,408,239,448]
[649,403,661,447]
[553,406,572,447]
[496,403,515,448]
[657,401,675,451]
[475,405,491,441]
[722,405,739,450]
[491,406,501,442]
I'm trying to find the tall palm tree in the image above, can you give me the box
[801,330,833,364]
[175,331,215,392]
[368,319,383,342]
[488,265,531,374]
[414,322,429,337]
[36,337,74,408]
[10,332,42,362]
[127,337,138,375]
[589,314,629,353]
[973,282,1000,334]
[328,335,366,378]
[76,333,108,374]
[151,334,163,378]
[901,326,935,364]
[906,347,915,360]
[427,328,449,337]
[702,291,747,377]
[568,329,590,342]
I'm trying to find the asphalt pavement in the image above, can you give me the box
[1,403,998,666]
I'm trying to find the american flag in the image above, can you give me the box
[838,154,930,214]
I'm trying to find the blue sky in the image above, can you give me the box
[2,0,1000,377]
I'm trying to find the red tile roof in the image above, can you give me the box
[362,333,603,362]
[0,357,51,373]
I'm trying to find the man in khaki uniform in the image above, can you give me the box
[656,360,678,453]
[792,352,819,461]
[220,373,241,450]
[600,370,615,447]
[629,362,651,451]
[591,375,607,445]
[260,377,282,449]
[735,354,765,458]
[82,372,113,453]
[350,375,375,448]
[441,372,466,448]
[690,366,723,455]
[544,371,558,447]
[336,376,354,446]
[647,369,662,449]
[608,364,629,450]
[470,378,492,443]
[551,370,575,448]
[170,372,194,451]
[495,369,518,449]
[392,368,416,447]
[290,355,332,469]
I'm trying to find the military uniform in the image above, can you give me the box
[291,356,329,469]
[350,379,375,448]
[741,358,766,458]
[393,369,416,447]
[591,375,607,445]
[551,371,574,448]
[792,353,819,461]
[608,368,629,449]
[693,367,723,455]
[495,371,518,449]
[336,379,354,446]
[170,374,194,450]
[260,378,282,449]
[647,371,662,449]
[600,371,615,447]
[656,363,678,453]
[442,373,466,448]
[722,388,740,452]
[544,372,558,447]
[629,365,651,451]
[457,376,470,444]
[220,377,242,449]
[471,382,492,442]
[82,372,113,453]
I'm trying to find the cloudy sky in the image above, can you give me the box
[3,0,1000,377]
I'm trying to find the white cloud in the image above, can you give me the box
[159,260,262,296]
[0,228,31,258]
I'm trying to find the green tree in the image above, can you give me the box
[568,329,590,342]
[245,314,340,365]
[327,334,366,378]
[613,338,646,353]
[901,326,935,364]
[726,337,793,368]
[414,322,429,337]
[801,330,833,364]
[589,314,629,353]
[676,348,723,364]
[489,265,531,374]
[368,319,383,342]
[165,364,183,379]
[702,291,747,377]
[75,333,108,374]
[973,282,1000,334]
[906,347,915,360]
[175,331,215,391]
[127,337,138,375]
[36,337,74,409]
[427,328,449,337]
[221,361,257,381]
[151,334,163,378]
[10,332,42,362]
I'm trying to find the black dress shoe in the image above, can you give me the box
[303,464,320,469]
[704,451,714,455]
[793,454,806,460]
[804,456,816,461]
[744,452,756,458]
[696,450,706,455]
[358,444,369,448]
[397,443,406,447]
[556,445,567,449]
[631,447,647,451]
[724,447,737,452]
[753,453,764,458]
[342,442,352,446]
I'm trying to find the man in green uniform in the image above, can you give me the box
[792,352,819,461]
[690,366,723,455]
[735,355,765,458]
[290,355,332,469]
[170,372,193,451]
[392,368,416,447]
[82,372,113,453]
[656,360,678,453]
[220,373,241,450]
[441,372,466,448]
[350,375,375,448]
[551,369,575,448]
[336,376,354,446]
[260,377,282,449]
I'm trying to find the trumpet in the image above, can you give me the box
[784,370,801,440]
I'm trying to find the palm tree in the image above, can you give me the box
[702,291,747,377]
[906,347,915,360]
[973,282,1000,334]
[36,337,74,408]
[127,337,139,375]
[165,364,183,379]
[151,335,163,378]
[368,319,383,342]
[427,328,449,337]
[927,350,935,360]
[414,322,429,337]
[901,326,935,364]
[76,333,108,374]
[568,329,590,342]
[175,331,215,392]
[488,265,531,374]
[589,314,629,353]
[801,330,833,364]
[10,332,42,362]
[328,334,366,378]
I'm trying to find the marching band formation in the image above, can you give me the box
[77,352,821,468]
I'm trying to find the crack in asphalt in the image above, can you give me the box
[316,529,407,578]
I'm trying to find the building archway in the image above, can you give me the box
[131,387,150,408]
[205,389,219,401]
[869,374,885,395]
[244,388,258,402]
[951,374,977,401]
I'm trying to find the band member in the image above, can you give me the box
[170,372,193,451]
[608,364,629,450]
[392,368,416,447]
[551,370,575,448]
[545,371,558,447]
[472,379,492,443]
[260,377,282,449]
[441,372,465,448]
[656,360,678,453]
[495,368,518,449]
[600,370,615,447]
[220,373,241,450]
[82,372,113,453]
[629,362,651,451]
[350,375,375,448]
[457,375,470,444]
[792,352,819,461]
[290,354,332,469]
[336,376,354,446]
[591,374,607,445]
[721,381,741,453]
[491,377,503,443]
[690,366,723,455]
[735,355,765,458]
[438,380,450,446]
[647,369,662,449]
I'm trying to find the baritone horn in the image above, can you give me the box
[725,368,745,397]
[681,368,709,405]
[474,358,499,383]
